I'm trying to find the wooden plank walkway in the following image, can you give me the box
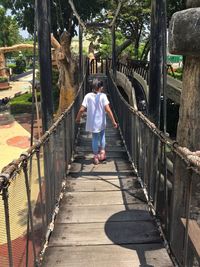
[42,119,173,267]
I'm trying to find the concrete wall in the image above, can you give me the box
[116,70,182,108]
[116,71,137,110]
[132,72,149,102]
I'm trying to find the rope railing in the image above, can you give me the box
[0,74,87,267]
[107,70,200,266]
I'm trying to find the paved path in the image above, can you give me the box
[42,120,173,267]
[0,72,33,99]
[0,72,34,172]
[0,119,30,171]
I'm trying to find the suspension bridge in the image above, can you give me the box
[1,1,200,267]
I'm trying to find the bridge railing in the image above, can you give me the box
[108,70,200,266]
[117,60,176,85]
[0,75,86,267]
[88,58,108,75]
[117,61,150,84]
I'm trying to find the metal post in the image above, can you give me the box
[79,25,83,82]
[111,24,116,79]
[149,0,167,127]
[2,187,13,267]
[37,0,53,132]
[23,159,37,266]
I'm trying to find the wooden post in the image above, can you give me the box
[149,0,166,127]
[37,0,53,132]
[148,0,167,208]
[111,24,116,80]
[79,25,83,82]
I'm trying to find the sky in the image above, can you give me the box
[6,8,29,39]
[20,29,29,38]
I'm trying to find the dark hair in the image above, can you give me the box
[97,80,103,88]
[92,79,103,91]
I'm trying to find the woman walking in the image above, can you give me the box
[76,79,117,164]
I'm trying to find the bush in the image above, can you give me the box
[175,67,183,73]
[13,58,26,74]
[7,63,16,69]
[168,70,183,81]
[0,77,8,82]
[10,93,40,114]
[174,72,182,81]
[36,69,60,111]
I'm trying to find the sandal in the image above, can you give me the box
[93,154,99,165]
[99,150,106,161]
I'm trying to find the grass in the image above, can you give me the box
[168,67,183,81]
[10,93,40,114]
[10,69,59,115]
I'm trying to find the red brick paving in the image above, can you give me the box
[14,113,43,140]
[7,136,30,149]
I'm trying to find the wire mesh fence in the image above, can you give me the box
[107,70,200,266]
[0,75,86,267]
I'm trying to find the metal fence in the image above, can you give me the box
[118,61,149,83]
[0,75,86,267]
[117,60,176,84]
[88,59,108,75]
[107,70,200,267]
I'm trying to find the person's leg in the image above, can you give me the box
[92,132,99,164]
[99,129,106,161]
[99,129,105,150]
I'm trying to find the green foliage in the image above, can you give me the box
[0,7,22,47]
[36,69,59,111]
[7,63,16,69]
[87,0,151,59]
[12,57,26,74]
[175,67,183,74]
[10,93,34,114]
[0,0,108,40]
[168,68,183,81]
[0,76,8,82]
[167,0,186,25]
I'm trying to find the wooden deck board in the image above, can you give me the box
[57,204,151,224]
[66,176,139,192]
[42,244,173,267]
[48,221,161,246]
[42,115,173,266]
[62,190,145,206]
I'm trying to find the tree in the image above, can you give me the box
[167,0,186,25]
[0,0,109,114]
[86,0,151,60]
[0,7,22,47]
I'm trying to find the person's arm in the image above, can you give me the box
[76,105,86,123]
[105,104,118,128]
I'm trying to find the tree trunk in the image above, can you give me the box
[0,53,6,77]
[0,44,35,77]
[134,40,139,60]
[177,56,200,150]
[170,56,200,264]
[140,39,150,61]
[116,39,132,58]
[51,32,76,115]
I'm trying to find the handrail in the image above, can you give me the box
[0,75,86,189]
[0,74,87,267]
[107,69,200,266]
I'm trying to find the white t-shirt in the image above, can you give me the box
[82,92,109,133]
